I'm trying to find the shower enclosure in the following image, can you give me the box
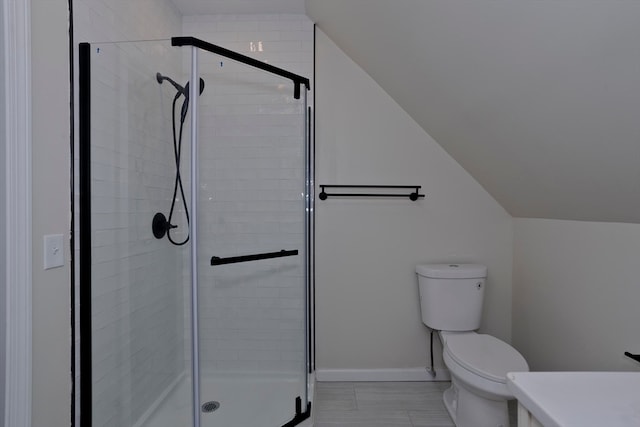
[79,37,313,427]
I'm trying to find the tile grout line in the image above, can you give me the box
[352,383,358,411]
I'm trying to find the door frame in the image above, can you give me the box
[3,0,32,426]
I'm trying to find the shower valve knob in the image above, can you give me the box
[152,212,175,239]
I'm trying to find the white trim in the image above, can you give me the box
[315,368,450,382]
[3,0,32,426]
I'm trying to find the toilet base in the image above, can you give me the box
[443,377,510,427]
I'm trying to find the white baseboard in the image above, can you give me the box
[315,367,450,382]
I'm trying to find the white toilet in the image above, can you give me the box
[416,264,528,427]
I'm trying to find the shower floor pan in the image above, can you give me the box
[141,373,312,427]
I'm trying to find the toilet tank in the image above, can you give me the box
[416,264,487,331]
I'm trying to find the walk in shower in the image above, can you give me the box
[79,37,313,427]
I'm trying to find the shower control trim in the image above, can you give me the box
[152,212,177,239]
[211,249,298,266]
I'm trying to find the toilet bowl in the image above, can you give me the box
[415,264,529,427]
[440,332,528,427]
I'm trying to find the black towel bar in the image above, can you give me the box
[319,185,425,201]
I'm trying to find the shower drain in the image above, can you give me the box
[201,401,220,413]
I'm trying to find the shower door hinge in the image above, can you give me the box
[281,396,311,427]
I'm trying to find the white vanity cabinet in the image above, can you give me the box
[506,372,640,427]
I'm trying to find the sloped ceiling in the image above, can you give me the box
[306,0,640,223]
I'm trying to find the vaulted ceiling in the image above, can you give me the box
[171,0,640,223]
[306,0,640,223]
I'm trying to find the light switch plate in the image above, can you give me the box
[44,234,64,270]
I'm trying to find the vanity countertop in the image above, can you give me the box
[506,371,640,427]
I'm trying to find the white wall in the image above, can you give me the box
[74,0,181,42]
[314,30,514,376]
[31,1,71,426]
[513,218,640,372]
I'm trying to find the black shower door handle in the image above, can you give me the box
[210,249,298,266]
[624,352,640,364]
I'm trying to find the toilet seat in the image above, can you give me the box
[444,334,528,383]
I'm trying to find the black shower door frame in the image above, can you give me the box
[79,37,312,427]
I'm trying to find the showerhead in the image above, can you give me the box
[156,72,185,94]
[156,72,205,97]
[157,72,205,123]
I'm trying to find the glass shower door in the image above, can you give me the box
[80,36,311,427]
[194,48,310,427]
[80,39,195,427]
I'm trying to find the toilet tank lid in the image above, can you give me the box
[415,263,487,279]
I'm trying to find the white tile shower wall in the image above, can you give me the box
[74,2,185,426]
[183,15,314,374]
[75,0,182,43]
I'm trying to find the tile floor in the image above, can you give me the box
[313,381,517,427]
